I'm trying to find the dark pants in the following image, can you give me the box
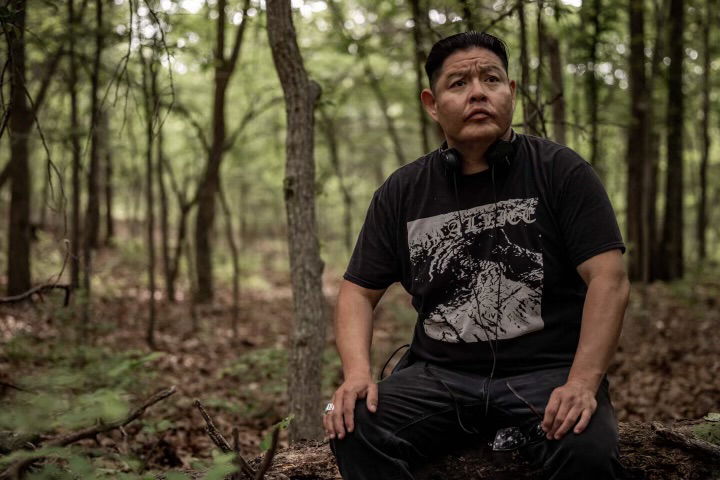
[330,361,622,480]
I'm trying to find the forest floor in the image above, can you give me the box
[0,240,719,477]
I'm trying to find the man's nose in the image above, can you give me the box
[468,79,488,103]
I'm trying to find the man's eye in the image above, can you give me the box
[486,76,499,82]
[451,80,465,87]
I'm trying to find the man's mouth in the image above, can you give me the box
[465,109,492,121]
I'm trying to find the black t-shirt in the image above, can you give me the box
[344,133,625,376]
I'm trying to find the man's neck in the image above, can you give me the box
[448,128,514,175]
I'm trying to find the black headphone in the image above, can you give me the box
[440,134,519,178]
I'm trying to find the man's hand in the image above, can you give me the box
[324,374,378,440]
[541,380,598,440]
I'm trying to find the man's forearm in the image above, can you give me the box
[334,281,383,379]
[568,273,630,392]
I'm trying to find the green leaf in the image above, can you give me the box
[260,414,293,451]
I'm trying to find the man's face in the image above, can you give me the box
[421,47,516,145]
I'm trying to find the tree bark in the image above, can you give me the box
[267,0,328,442]
[696,0,713,261]
[659,0,685,280]
[157,128,173,303]
[626,0,650,282]
[409,0,431,153]
[194,0,250,303]
[5,0,32,296]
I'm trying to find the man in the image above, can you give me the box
[324,31,630,480]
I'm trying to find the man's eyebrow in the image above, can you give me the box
[444,64,504,79]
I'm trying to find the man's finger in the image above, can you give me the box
[342,391,358,436]
[542,393,560,433]
[366,383,378,413]
[548,399,570,439]
[574,408,593,434]
[332,391,345,439]
[554,406,581,439]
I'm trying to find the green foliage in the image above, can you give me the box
[202,452,237,480]
[259,415,293,452]
[693,414,720,446]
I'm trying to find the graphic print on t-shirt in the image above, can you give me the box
[407,198,543,343]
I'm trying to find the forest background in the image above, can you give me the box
[1,0,719,478]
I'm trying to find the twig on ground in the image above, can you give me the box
[254,427,280,480]
[0,284,71,307]
[194,400,281,480]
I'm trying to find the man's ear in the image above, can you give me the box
[420,88,439,122]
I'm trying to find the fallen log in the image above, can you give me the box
[168,420,720,480]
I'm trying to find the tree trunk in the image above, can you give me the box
[585,0,603,180]
[85,0,103,251]
[267,0,328,442]
[626,0,650,282]
[81,0,104,328]
[158,128,173,303]
[5,0,32,296]
[658,0,685,280]
[517,0,539,136]
[194,0,250,303]
[696,0,713,261]
[68,0,81,289]
[459,0,475,30]
[647,0,667,281]
[103,110,114,245]
[408,0,431,153]
[320,108,353,253]
[142,48,158,350]
[546,33,566,145]
[218,184,241,338]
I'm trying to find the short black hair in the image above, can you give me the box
[425,31,509,91]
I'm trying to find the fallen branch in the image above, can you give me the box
[193,399,282,480]
[0,386,176,480]
[0,284,72,307]
[652,421,720,459]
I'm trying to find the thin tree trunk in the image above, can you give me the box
[459,0,475,30]
[697,0,713,261]
[142,47,158,350]
[536,1,545,122]
[194,0,250,303]
[585,0,603,180]
[85,0,103,251]
[626,0,650,282]
[82,0,104,328]
[409,0,431,153]
[267,0,328,442]
[218,184,240,339]
[546,34,566,145]
[659,0,685,280]
[5,0,32,296]
[320,108,353,253]
[517,0,538,136]
[157,128,173,302]
[103,110,114,245]
[647,0,667,281]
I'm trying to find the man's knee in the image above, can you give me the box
[544,415,621,478]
